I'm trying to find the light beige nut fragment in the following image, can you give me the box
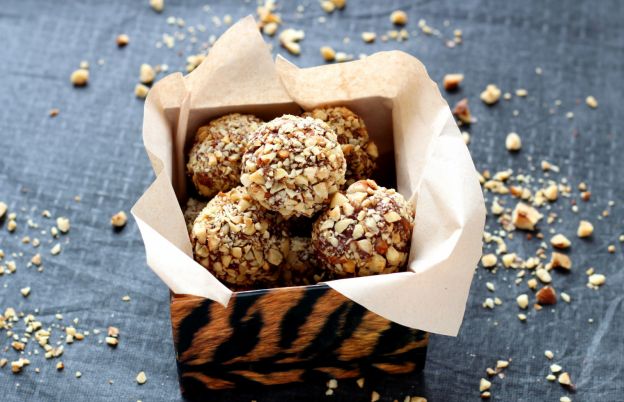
[479,378,491,392]
[139,64,155,84]
[321,0,335,13]
[481,391,491,399]
[577,220,593,237]
[371,391,380,402]
[70,69,89,86]
[390,10,408,25]
[443,74,464,91]
[135,84,149,99]
[361,32,376,43]
[279,29,305,55]
[550,233,571,249]
[111,211,128,228]
[20,287,30,297]
[331,0,346,9]
[7,219,17,232]
[550,252,572,270]
[546,374,556,381]
[262,22,278,36]
[505,132,522,151]
[512,202,542,231]
[544,184,558,201]
[561,292,571,303]
[536,268,552,283]
[550,364,562,373]
[320,46,336,62]
[517,313,527,321]
[545,350,554,360]
[585,96,598,109]
[588,273,606,287]
[56,362,64,371]
[56,217,70,233]
[116,34,129,47]
[536,286,557,305]
[516,294,529,309]
[480,84,501,105]
[136,371,147,384]
[560,397,572,402]
[31,253,42,266]
[0,202,7,219]
[356,377,365,388]
[558,372,573,387]
[481,253,497,268]
[149,0,164,12]
[51,243,62,255]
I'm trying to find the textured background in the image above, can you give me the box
[1,0,623,401]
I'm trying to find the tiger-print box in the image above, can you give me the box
[170,284,428,398]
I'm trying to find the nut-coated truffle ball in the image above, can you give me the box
[312,180,414,277]
[241,115,346,218]
[302,107,378,185]
[187,113,262,198]
[190,186,289,288]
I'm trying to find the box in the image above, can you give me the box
[171,284,428,397]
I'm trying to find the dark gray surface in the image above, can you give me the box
[1,0,623,401]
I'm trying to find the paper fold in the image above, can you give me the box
[132,16,485,336]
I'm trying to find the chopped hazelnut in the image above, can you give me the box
[536,268,552,283]
[453,98,472,124]
[443,74,464,91]
[480,84,501,105]
[116,34,129,47]
[577,220,593,238]
[512,202,542,231]
[479,378,491,392]
[588,273,606,287]
[140,64,155,85]
[390,10,408,25]
[0,202,7,219]
[111,211,128,228]
[516,294,529,309]
[558,372,573,387]
[550,234,571,249]
[320,46,336,62]
[56,217,70,233]
[136,371,147,385]
[70,69,89,86]
[149,0,164,12]
[279,29,305,55]
[536,286,557,305]
[585,96,598,109]
[550,364,562,373]
[549,252,572,271]
[135,84,149,99]
[481,254,497,268]
[505,132,522,151]
[544,350,554,360]
[361,32,376,43]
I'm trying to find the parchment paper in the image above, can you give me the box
[131,16,485,336]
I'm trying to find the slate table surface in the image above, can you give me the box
[1,0,623,401]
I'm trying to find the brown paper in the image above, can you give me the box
[131,16,485,336]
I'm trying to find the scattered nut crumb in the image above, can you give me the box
[371,390,380,402]
[588,273,606,287]
[536,286,557,305]
[443,74,464,91]
[56,217,70,233]
[135,84,149,99]
[70,69,89,86]
[390,10,408,26]
[479,378,491,392]
[279,29,305,55]
[320,46,336,62]
[361,32,376,43]
[140,64,156,85]
[585,96,598,109]
[480,84,501,105]
[453,98,473,124]
[116,34,130,47]
[512,202,542,231]
[20,287,31,297]
[577,220,593,238]
[149,0,164,13]
[136,371,147,384]
[516,294,529,309]
[505,132,522,151]
[545,350,554,360]
[481,253,497,268]
[111,211,128,228]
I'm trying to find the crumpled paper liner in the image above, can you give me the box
[131,16,485,336]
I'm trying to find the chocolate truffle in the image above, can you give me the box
[282,236,324,286]
[190,186,289,288]
[302,107,378,185]
[187,113,262,198]
[241,115,346,218]
[312,179,414,278]
[183,198,207,233]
